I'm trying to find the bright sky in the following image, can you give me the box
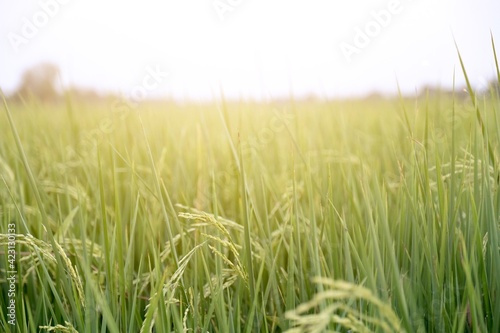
[1,0,499,100]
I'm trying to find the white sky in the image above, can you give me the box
[1,0,500,100]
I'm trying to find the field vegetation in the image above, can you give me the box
[1,50,500,332]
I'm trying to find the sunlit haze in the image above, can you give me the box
[1,0,500,100]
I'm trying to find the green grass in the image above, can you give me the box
[1,57,500,332]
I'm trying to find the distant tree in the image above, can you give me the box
[66,86,102,102]
[15,63,60,102]
[363,92,385,101]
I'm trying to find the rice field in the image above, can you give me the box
[1,59,500,332]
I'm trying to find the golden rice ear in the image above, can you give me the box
[0,233,85,309]
[40,321,79,333]
[285,277,404,333]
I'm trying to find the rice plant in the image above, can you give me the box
[1,42,499,332]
